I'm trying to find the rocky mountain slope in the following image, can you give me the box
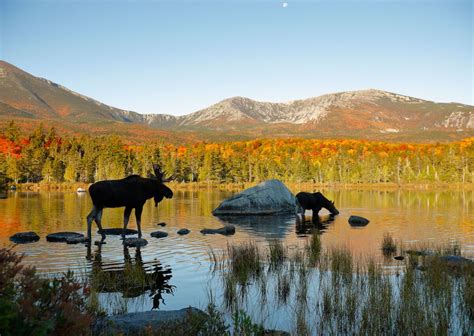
[0,60,472,142]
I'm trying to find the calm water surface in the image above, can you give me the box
[0,188,472,328]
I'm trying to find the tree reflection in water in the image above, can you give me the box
[86,244,175,309]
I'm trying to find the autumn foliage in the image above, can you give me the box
[0,122,472,185]
[0,248,93,335]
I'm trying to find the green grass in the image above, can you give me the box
[207,237,473,335]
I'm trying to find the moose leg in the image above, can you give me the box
[312,207,322,224]
[135,206,143,238]
[94,208,105,240]
[122,207,132,239]
[86,206,99,241]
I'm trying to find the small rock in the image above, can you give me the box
[200,225,236,236]
[98,228,138,236]
[151,231,168,238]
[157,222,167,227]
[66,236,89,244]
[123,238,148,247]
[177,228,190,235]
[394,256,405,261]
[348,215,370,226]
[46,232,85,243]
[10,232,40,244]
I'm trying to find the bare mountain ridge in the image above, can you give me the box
[0,60,473,141]
[176,90,473,133]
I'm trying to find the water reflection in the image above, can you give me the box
[87,244,175,310]
[295,214,336,236]
[216,214,295,239]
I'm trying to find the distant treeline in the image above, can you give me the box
[0,122,473,186]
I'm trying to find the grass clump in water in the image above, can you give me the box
[207,239,474,336]
[306,233,321,266]
[381,232,397,256]
[268,240,286,270]
[226,242,262,285]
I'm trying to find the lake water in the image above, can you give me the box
[0,188,473,328]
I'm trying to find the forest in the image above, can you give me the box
[0,122,472,186]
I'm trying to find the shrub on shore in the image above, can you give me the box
[0,248,94,336]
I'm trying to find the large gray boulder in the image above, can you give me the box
[212,179,298,216]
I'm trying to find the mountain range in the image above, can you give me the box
[0,60,472,143]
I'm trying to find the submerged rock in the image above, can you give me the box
[123,238,148,247]
[156,222,167,227]
[98,228,138,236]
[151,231,168,238]
[212,179,298,216]
[348,215,370,226]
[177,228,190,235]
[46,232,85,243]
[264,330,291,336]
[10,231,40,244]
[405,249,435,257]
[93,307,206,335]
[439,255,473,265]
[200,225,236,236]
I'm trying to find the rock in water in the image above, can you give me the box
[200,225,236,236]
[123,238,148,247]
[66,237,88,244]
[10,232,40,244]
[93,308,206,335]
[177,228,190,235]
[151,231,168,238]
[98,228,138,236]
[212,179,298,216]
[348,215,370,226]
[46,232,85,243]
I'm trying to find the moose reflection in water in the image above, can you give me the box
[296,191,339,224]
[87,244,175,310]
[295,214,336,236]
[86,164,174,242]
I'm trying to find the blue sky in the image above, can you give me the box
[1,0,472,115]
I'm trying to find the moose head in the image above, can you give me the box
[152,164,174,207]
[86,164,174,241]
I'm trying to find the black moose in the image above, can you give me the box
[86,164,173,242]
[296,192,339,223]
